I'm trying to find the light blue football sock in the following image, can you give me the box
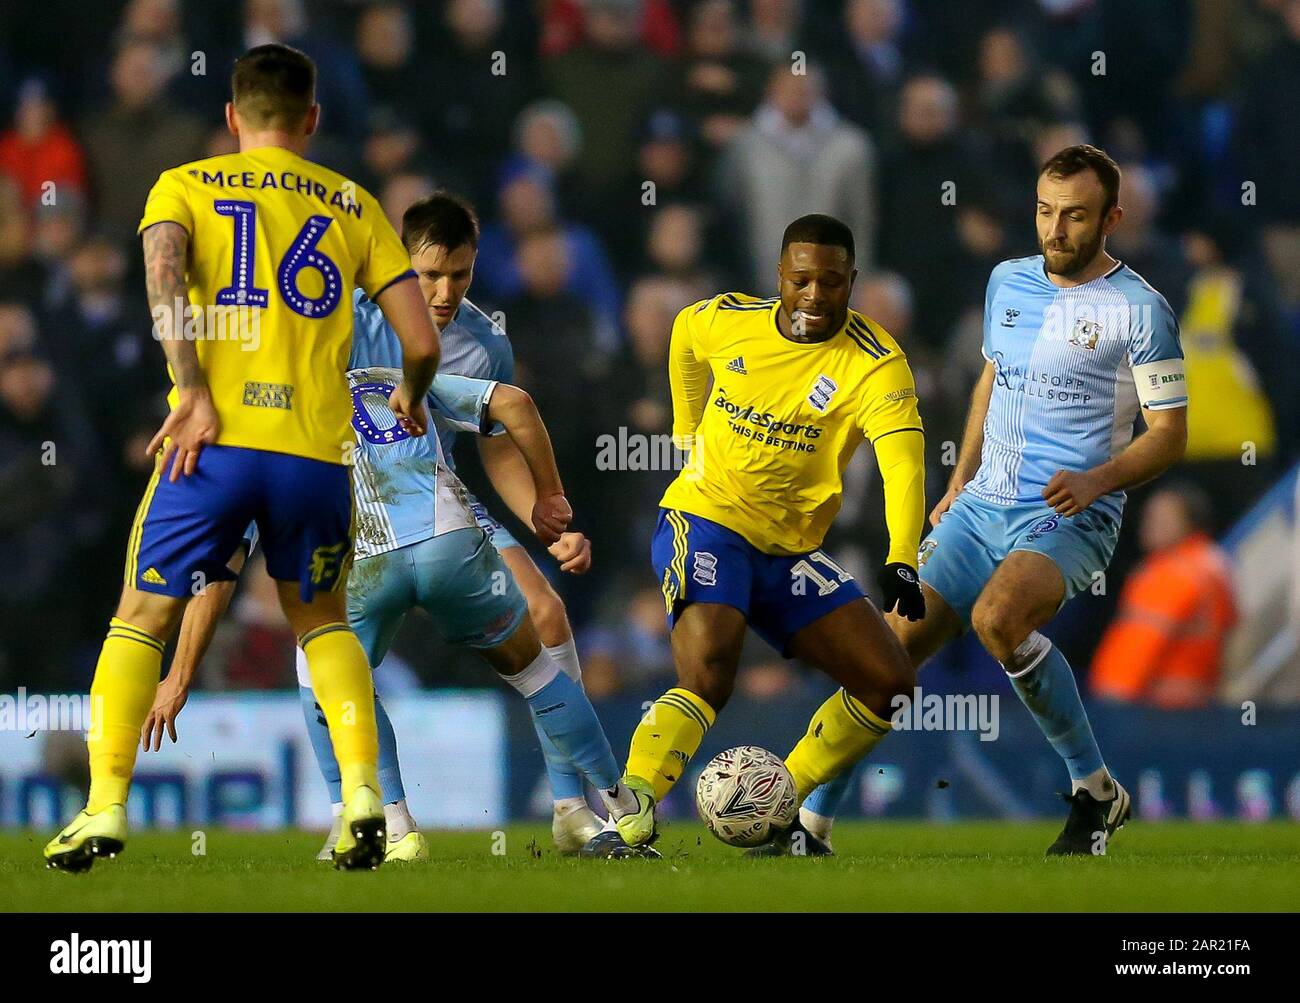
[802,769,854,819]
[299,686,406,804]
[534,721,586,801]
[299,685,342,804]
[507,653,620,791]
[1004,633,1104,781]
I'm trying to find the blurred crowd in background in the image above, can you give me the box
[0,0,1296,706]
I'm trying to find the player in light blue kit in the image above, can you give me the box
[144,194,643,859]
[791,146,1189,856]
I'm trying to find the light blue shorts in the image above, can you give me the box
[346,527,527,665]
[467,494,523,553]
[918,491,1120,625]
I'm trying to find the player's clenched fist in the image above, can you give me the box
[532,492,572,546]
[1042,469,1105,517]
[878,562,926,621]
[388,383,430,436]
[548,531,591,574]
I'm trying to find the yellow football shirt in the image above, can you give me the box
[137,146,414,465]
[660,292,925,560]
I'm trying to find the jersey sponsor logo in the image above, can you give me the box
[242,381,294,410]
[726,356,748,375]
[882,387,916,403]
[807,374,838,412]
[990,352,1093,404]
[1069,317,1102,351]
[693,551,718,586]
[1001,307,1020,327]
[711,389,823,438]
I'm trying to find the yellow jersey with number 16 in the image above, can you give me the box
[660,292,925,558]
[137,145,414,465]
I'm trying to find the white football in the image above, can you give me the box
[695,745,798,847]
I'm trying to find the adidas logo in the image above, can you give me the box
[141,567,168,586]
[726,356,747,375]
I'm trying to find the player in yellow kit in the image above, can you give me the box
[586,214,928,857]
[44,44,440,872]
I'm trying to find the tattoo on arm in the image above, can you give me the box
[143,221,206,390]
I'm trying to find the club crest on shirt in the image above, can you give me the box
[807,374,838,412]
[917,539,937,567]
[1068,317,1102,350]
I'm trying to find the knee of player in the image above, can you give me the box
[677,661,734,713]
[970,601,1023,664]
[525,585,568,641]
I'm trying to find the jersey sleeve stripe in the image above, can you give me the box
[370,268,417,299]
[870,426,924,443]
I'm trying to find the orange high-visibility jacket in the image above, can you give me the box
[1091,533,1236,709]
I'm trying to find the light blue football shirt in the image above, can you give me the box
[348,291,502,559]
[965,255,1187,522]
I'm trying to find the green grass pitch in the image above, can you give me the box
[2,821,1296,912]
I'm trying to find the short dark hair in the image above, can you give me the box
[231,44,316,129]
[1040,144,1121,214]
[401,191,480,254]
[781,213,855,261]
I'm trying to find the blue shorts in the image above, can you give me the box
[919,491,1120,625]
[346,527,527,665]
[127,445,352,603]
[651,508,865,656]
[468,495,522,553]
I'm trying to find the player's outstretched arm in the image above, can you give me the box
[375,276,440,436]
[142,221,220,482]
[141,545,248,751]
[477,433,591,573]
[484,384,570,546]
[932,360,994,525]
[1043,405,1188,517]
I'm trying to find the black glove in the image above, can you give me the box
[877,563,925,621]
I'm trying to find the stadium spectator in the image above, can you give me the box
[668,0,769,152]
[426,0,540,208]
[475,166,621,351]
[81,40,205,242]
[717,64,875,290]
[504,99,585,217]
[31,192,89,311]
[1176,217,1282,526]
[1107,163,1192,315]
[543,0,670,210]
[0,177,48,308]
[1091,485,1236,709]
[748,0,802,62]
[820,0,910,138]
[238,0,369,141]
[0,78,87,208]
[0,305,103,690]
[876,73,995,349]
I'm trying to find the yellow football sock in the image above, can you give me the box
[785,689,893,801]
[300,623,380,797]
[86,618,165,812]
[625,687,716,801]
